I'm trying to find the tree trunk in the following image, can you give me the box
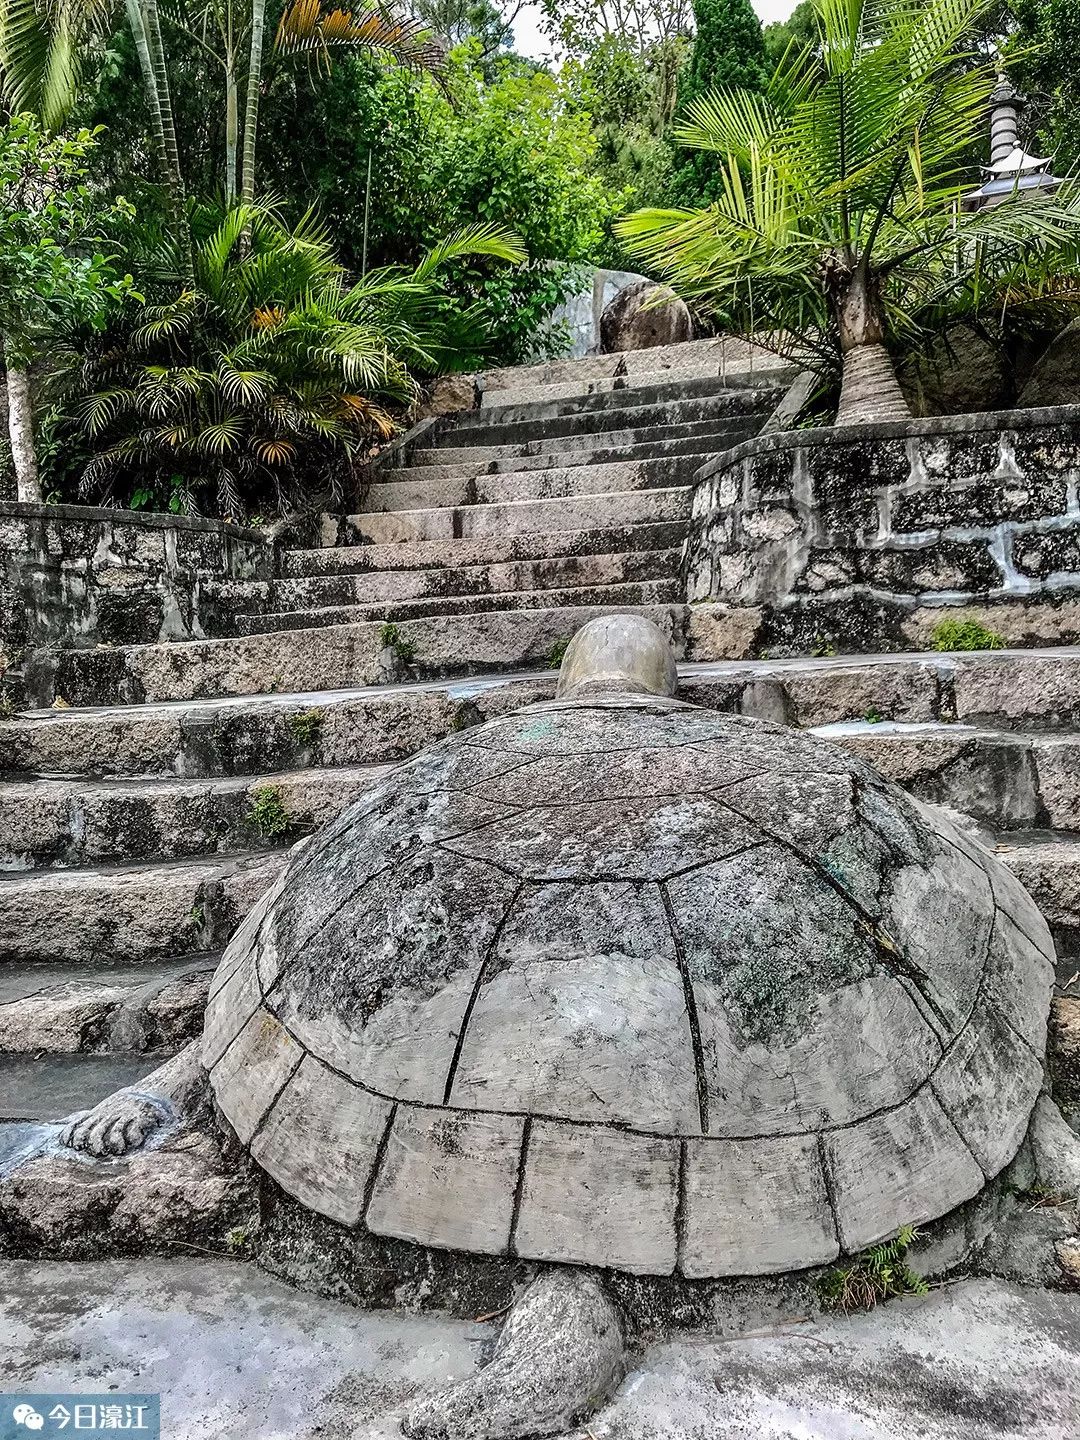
[128,0,195,288]
[5,351,39,504]
[833,264,911,427]
[225,49,238,203]
[240,0,267,209]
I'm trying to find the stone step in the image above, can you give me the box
[414,418,752,467]
[375,448,710,484]
[223,579,683,638]
[813,720,1080,831]
[336,486,690,546]
[477,338,792,407]
[361,459,695,512]
[46,600,734,707]
[0,1052,177,1123]
[10,647,1080,781]
[295,520,688,570]
[0,764,389,868]
[0,850,286,965]
[446,389,777,446]
[0,674,553,780]
[0,955,217,1055]
[473,371,781,427]
[995,831,1080,968]
[214,547,679,613]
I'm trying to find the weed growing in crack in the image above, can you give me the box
[246,784,292,839]
[817,1224,928,1313]
[287,707,324,748]
[547,636,571,668]
[379,621,416,667]
[931,617,1005,652]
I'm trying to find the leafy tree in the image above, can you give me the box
[0,116,134,501]
[562,35,679,215]
[259,47,621,362]
[763,0,818,71]
[68,207,524,517]
[1013,0,1080,171]
[671,0,768,203]
[682,0,767,102]
[618,0,1080,425]
[0,0,444,268]
[414,0,516,69]
[540,0,693,130]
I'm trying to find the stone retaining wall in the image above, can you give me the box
[0,503,270,705]
[686,405,1080,654]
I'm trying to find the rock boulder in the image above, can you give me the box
[599,281,692,353]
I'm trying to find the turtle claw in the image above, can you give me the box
[60,1091,171,1157]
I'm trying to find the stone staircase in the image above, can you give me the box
[3,339,1080,1158]
[45,346,788,707]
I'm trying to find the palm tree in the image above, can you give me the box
[71,205,526,517]
[0,0,444,224]
[617,0,1080,424]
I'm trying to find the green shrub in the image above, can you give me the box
[246,784,292,839]
[817,1224,929,1313]
[68,205,524,520]
[287,707,325,748]
[379,621,417,666]
[931,617,1006,652]
[548,636,571,668]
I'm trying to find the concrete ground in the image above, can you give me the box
[2,1261,1078,1440]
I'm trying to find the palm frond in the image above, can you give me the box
[274,0,445,73]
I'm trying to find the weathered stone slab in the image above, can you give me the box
[514,1120,679,1273]
[878,821,995,1034]
[444,793,758,882]
[681,1133,838,1277]
[252,1055,391,1226]
[667,848,938,1133]
[931,998,1043,1178]
[0,851,286,966]
[271,853,518,1102]
[825,1087,984,1252]
[366,1106,524,1255]
[202,952,263,1071]
[448,882,700,1133]
[981,910,1054,1057]
[208,1008,303,1146]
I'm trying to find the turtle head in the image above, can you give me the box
[555,615,678,700]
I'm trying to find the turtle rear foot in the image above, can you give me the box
[403,1270,623,1440]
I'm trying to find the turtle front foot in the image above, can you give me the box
[403,1271,623,1440]
[60,1090,173,1157]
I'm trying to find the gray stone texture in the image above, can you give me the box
[5,1261,1079,1440]
[557,613,678,698]
[686,408,1080,653]
[201,693,1050,1276]
[367,1108,524,1255]
[599,280,693,353]
[0,501,268,707]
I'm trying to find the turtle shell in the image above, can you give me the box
[204,695,1054,1278]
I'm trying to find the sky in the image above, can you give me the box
[511,0,796,59]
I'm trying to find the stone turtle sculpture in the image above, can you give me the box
[61,615,1071,1439]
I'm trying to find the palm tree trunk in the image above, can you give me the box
[225,49,238,203]
[240,0,267,208]
[4,344,39,504]
[833,264,911,427]
[127,0,195,288]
